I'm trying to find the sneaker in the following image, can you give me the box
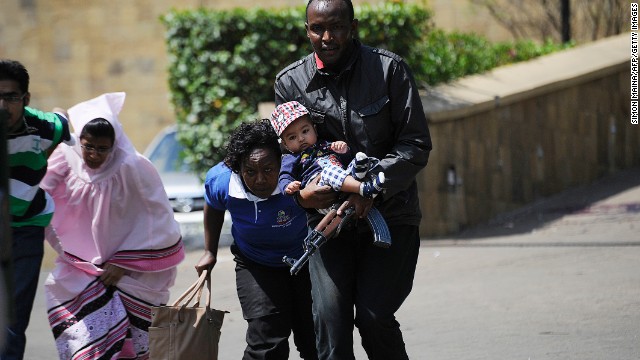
[352,152,370,181]
[359,172,386,199]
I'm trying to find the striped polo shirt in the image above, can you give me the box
[9,106,72,228]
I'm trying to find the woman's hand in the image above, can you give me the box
[100,263,127,287]
[297,174,337,209]
[52,107,69,119]
[195,251,217,276]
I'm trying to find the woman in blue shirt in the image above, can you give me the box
[195,119,317,360]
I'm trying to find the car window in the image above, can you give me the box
[147,131,189,173]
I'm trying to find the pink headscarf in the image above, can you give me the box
[42,92,183,272]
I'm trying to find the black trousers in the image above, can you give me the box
[1,226,44,360]
[309,225,420,360]
[232,244,318,360]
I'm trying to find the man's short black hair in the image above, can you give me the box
[0,59,30,94]
[306,0,354,22]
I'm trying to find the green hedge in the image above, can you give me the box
[161,3,569,176]
[161,2,432,174]
[420,30,572,84]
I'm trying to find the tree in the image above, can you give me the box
[470,0,629,43]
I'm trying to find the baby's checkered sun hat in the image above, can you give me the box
[270,101,310,136]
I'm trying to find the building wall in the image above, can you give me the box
[419,34,637,236]
[0,0,510,151]
[426,0,512,41]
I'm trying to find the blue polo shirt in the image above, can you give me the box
[204,163,307,267]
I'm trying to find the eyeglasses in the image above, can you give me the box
[0,93,27,104]
[81,144,113,154]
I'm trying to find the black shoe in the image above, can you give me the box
[360,172,385,199]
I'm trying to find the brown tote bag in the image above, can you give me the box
[149,270,227,360]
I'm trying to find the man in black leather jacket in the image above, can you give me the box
[274,0,432,358]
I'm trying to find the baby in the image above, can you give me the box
[270,101,385,200]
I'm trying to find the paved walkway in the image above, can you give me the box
[23,167,640,359]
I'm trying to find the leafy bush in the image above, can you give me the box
[161,3,432,175]
[419,30,572,85]
[162,3,569,176]
[419,30,495,85]
[492,38,574,65]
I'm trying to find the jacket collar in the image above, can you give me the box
[229,171,280,202]
[307,39,361,88]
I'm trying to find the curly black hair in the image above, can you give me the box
[224,119,281,173]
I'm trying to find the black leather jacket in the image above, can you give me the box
[274,41,432,227]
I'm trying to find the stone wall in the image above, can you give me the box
[419,33,638,236]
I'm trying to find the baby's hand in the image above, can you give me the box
[331,141,349,154]
[285,181,302,194]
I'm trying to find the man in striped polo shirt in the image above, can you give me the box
[0,59,73,360]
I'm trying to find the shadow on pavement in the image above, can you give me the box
[448,166,640,240]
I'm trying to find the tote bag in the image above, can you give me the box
[149,270,227,360]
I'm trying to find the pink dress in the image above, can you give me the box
[41,93,185,360]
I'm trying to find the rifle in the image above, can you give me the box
[283,205,391,275]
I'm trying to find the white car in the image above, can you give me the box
[144,126,232,248]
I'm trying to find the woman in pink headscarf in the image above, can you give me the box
[41,92,185,360]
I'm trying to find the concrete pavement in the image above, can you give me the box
[23,167,640,359]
